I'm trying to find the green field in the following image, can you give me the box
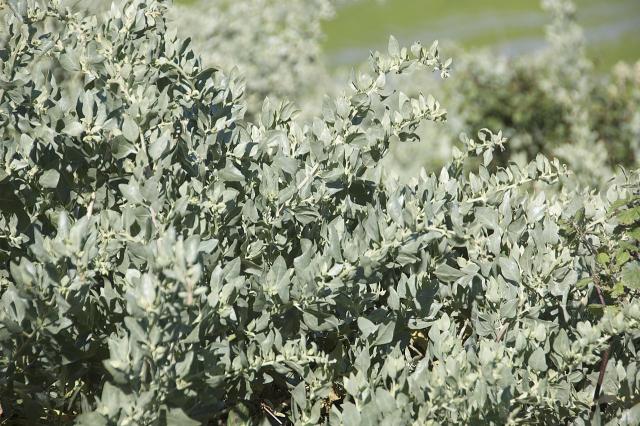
[322,0,640,70]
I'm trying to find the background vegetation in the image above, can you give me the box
[323,0,640,71]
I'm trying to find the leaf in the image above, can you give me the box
[619,401,640,425]
[553,329,569,354]
[175,352,194,378]
[622,262,640,289]
[165,407,199,426]
[39,169,60,188]
[219,163,245,182]
[483,148,493,167]
[611,282,625,298]
[140,274,156,306]
[374,321,395,346]
[149,133,169,160]
[434,263,464,282]
[63,121,83,137]
[587,304,604,314]
[576,277,592,289]
[261,97,275,128]
[616,250,631,267]
[387,35,400,57]
[498,257,521,282]
[617,206,640,225]
[341,402,361,425]
[119,182,144,204]
[59,51,80,71]
[291,381,307,407]
[122,115,140,142]
[375,388,396,413]
[596,253,610,267]
[387,287,400,310]
[111,136,136,160]
[529,347,547,372]
[124,317,146,343]
[100,382,126,414]
[227,403,251,426]
[293,206,320,225]
[357,317,377,339]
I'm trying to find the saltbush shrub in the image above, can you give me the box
[1,0,639,425]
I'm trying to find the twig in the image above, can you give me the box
[496,322,510,343]
[260,402,284,425]
[569,220,613,416]
[591,273,612,415]
[85,191,96,217]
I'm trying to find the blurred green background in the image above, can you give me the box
[322,0,640,71]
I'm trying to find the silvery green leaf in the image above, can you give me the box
[139,274,156,306]
[622,262,640,289]
[529,347,548,372]
[358,317,378,339]
[111,136,137,160]
[553,329,570,355]
[619,402,640,425]
[387,287,400,310]
[388,36,400,57]
[148,133,169,160]
[119,183,144,204]
[341,402,361,425]
[63,121,83,137]
[122,115,140,142]
[38,169,60,188]
[219,163,245,182]
[59,51,81,72]
[435,263,464,282]
[374,321,395,346]
[498,257,521,282]
[165,408,199,426]
[175,352,194,378]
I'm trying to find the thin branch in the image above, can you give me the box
[591,272,612,414]
[496,322,510,343]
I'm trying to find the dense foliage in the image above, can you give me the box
[0,0,639,425]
